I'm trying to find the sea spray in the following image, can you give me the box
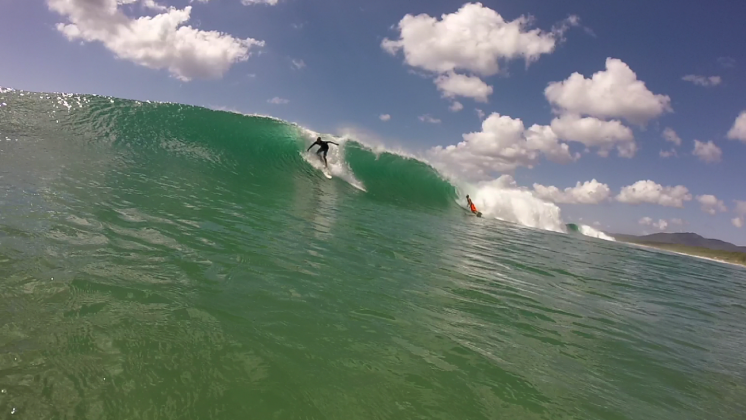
[464,175,567,233]
[578,224,616,241]
[294,126,367,191]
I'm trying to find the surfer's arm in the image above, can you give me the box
[306,144,315,152]
[329,141,339,146]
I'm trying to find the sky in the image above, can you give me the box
[1,0,746,245]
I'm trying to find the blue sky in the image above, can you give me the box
[1,0,745,244]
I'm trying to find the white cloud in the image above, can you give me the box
[617,180,692,208]
[428,113,574,180]
[696,194,727,215]
[379,114,391,121]
[727,111,746,142]
[734,201,746,228]
[550,114,636,157]
[682,75,722,87]
[524,124,578,164]
[449,101,464,112]
[475,109,486,120]
[382,3,573,105]
[267,97,289,105]
[419,114,441,124]
[533,179,611,204]
[639,217,668,231]
[382,3,560,77]
[735,200,746,215]
[434,72,493,102]
[692,140,722,163]
[48,0,264,81]
[638,217,672,232]
[670,218,685,226]
[718,57,736,69]
[241,0,279,5]
[659,149,677,158]
[662,127,682,146]
[545,58,672,124]
[291,59,306,70]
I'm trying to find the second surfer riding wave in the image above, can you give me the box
[467,195,482,217]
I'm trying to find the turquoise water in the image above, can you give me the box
[1,88,745,419]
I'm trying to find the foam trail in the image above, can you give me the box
[578,225,616,241]
[296,127,366,191]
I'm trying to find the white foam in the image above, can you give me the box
[461,175,566,233]
[296,128,366,191]
[578,224,616,241]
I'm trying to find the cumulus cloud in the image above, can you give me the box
[449,101,464,112]
[662,127,682,146]
[267,97,289,105]
[419,114,441,124]
[291,59,306,70]
[659,127,681,158]
[533,179,611,204]
[550,114,635,157]
[434,72,493,102]
[639,217,668,231]
[379,114,391,121]
[735,200,746,215]
[428,113,574,180]
[545,58,672,125]
[382,3,560,76]
[617,180,692,208]
[659,149,677,158]
[382,3,573,103]
[48,0,264,81]
[733,200,746,228]
[682,75,722,87]
[727,111,746,142]
[696,194,727,215]
[524,124,579,164]
[693,140,722,163]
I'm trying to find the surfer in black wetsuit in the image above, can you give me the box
[307,137,338,168]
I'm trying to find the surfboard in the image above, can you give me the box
[322,168,332,179]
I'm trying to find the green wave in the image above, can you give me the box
[23,91,458,212]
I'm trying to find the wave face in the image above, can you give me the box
[0,88,608,235]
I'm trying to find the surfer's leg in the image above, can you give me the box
[323,151,328,167]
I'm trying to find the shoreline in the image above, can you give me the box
[624,242,746,269]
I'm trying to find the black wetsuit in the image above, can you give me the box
[307,139,338,166]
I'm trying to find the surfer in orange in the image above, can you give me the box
[466,195,478,215]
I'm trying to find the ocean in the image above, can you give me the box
[1,88,745,419]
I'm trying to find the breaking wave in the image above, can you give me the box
[0,86,613,240]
